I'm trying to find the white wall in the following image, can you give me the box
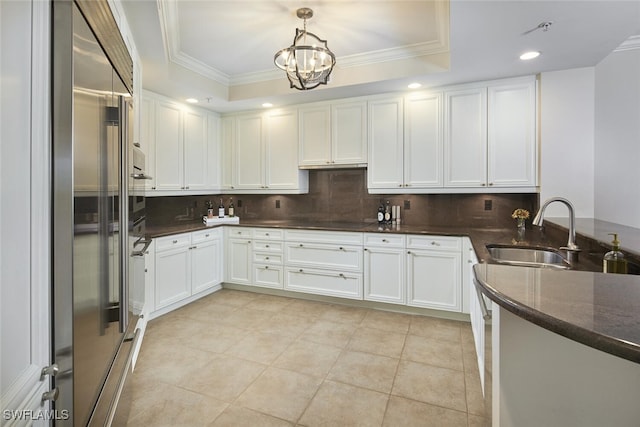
[539,68,595,218]
[594,43,640,228]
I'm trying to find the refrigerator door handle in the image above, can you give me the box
[130,173,153,180]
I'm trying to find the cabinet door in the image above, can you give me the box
[364,247,405,304]
[235,114,264,189]
[207,113,221,190]
[155,246,190,309]
[140,96,156,190]
[227,238,252,284]
[407,249,462,312]
[444,88,487,187]
[404,92,443,188]
[191,238,221,294]
[299,105,331,166]
[332,101,367,165]
[183,109,207,190]
[368,97,404,189]
[488,80,537,187]
[253,265,284,289]
[220,116,235,190]
[265,109,300,189]
[154,101,184,190]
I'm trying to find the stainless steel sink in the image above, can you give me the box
[486,244,571,269]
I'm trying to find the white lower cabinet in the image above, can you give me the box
[285,267,363,300]
[154,229,223,313]
[406,235,462,312]
[226,236,253,285]
[284,230,364,300]
[251,228,284,289]
[364,234,406,304]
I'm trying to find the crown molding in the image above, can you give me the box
[614,35,640,52]
[158,0,450,87]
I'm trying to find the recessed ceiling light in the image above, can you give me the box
[186,98,198,103]
[520,51,541,60]
[262,102,273,108]
[408,82,422,89]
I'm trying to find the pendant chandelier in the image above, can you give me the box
[274,8,336,91]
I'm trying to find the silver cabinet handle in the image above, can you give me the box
[473,279,492,320]
[431,241,440,246]
[131,238,152,257]
[41,364,59,380]
[42,388,59,403]
[130,173,153,180]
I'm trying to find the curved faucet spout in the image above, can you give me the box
[532,197,580,251]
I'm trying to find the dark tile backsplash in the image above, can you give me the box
[146,169,539,229]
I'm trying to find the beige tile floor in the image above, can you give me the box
[127,289,490,426]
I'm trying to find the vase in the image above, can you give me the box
[516,217,526,231]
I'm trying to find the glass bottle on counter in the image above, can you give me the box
[218,198,225,218]
[228,198,235,217]
[384,200,391,224]
[377,202,384,224]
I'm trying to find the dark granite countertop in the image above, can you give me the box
[146,217,639,362]
[474,263,640,364]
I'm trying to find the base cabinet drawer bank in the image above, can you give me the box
[151,226,467,318]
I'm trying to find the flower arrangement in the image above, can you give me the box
[511,208,530,220]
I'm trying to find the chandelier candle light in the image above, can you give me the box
[274,7,336,90]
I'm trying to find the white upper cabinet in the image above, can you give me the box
[368,76,538,194]
[367,97,404,189]
[141,91,222,195]
[487,78,537,187]
[404,92,444,188]
[183,109,207,191]
[265,108,306,190]
[299,105,331,167]
[299,100,367,167]
[331,101,367,165]
[224,109,308,193]
[154,100,184,190]
[444,87,488,187]
[234,113,264,189]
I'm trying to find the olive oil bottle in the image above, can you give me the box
[603,233,628,274]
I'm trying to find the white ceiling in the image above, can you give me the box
[120,0,640,113]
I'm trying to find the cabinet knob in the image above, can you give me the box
[407,251,412,254]
[205,234,210,237]
[481,183,486,186]
[489,183,494,186]
[299,244,304,247]
[339,273,345,278]
[299,269,304,273]
[431,241,440,246]
[399,184,403,187]
[151,186,156,190]
[382,239,388,243]
[265,266,269,269]
[339,246,344,250]
[266,244,270,248]
[173,240,178,244]
[364,248,368,251]
[266,256,270,260]
[265,233,270,236]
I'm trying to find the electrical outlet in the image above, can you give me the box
[275,199,281,209]
[404,200,411,210]
[484,199,492,211]
[237,200,242,207]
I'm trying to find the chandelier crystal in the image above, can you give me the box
[274,8,336,90]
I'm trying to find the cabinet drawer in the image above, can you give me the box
[227,227,254,238]
[285,243,362,271]
[253,240,283,253]
[253,228,284,240]
[155,233,191,251]
[191,228,221,244]
[285,229,363,245]
[406,235,461,251]
[253,264,283,289]
[364,233,406,248]
[285,267,363,300]
[253,252,283,265]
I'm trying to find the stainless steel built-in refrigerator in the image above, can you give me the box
[52,1,140,424]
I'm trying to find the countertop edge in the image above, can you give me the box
[473,269,640,364]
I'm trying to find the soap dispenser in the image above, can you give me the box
[603,233,628,274]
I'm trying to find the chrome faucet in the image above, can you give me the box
[532,197,580,252]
